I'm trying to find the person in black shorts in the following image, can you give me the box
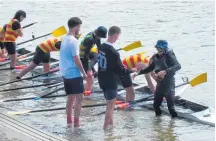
[98,26,136,129]
[16,37,61,79]
[4,10,26,69]
[79,26,107,92]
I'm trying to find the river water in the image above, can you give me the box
[0,1,215,141]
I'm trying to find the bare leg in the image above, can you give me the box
[18,62,37,78]
[74,94,84,127]
[10,54,16,68]
[43,63,50,73]
[125,86,135,102]
[104,98,116,130]
[66,95,76,124]
[84,70,93,91]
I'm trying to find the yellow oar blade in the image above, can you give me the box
[122,41,142,51]
[7,110,30,115]
[51,26,67,37]
[189,72,207,87]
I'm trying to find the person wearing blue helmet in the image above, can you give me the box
[133,40,181,118]
[79,26,107,93]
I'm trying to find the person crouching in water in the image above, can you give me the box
[121,53,156,101]
[133,40,181,118]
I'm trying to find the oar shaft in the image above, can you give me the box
[17,33,51,46]
[0,82,60,92]
[0,68,59,87]
[26,103,108,113]
[22,22,37,29]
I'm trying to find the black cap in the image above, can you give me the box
[95,26,107,38]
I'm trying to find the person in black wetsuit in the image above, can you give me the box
[133,40,181,118]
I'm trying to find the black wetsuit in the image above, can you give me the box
[138,49,181,117]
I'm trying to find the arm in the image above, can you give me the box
[165,52,181,74]
[12,21,23,37]
[74,56,86,76]
[111,50,133,75]
[138,57,155,75]
[71,39,87,76]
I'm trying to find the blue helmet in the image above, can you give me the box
[155,40,168,50]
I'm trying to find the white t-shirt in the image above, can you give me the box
[59,35,81,79]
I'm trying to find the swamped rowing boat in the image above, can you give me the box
[132,84,215,127]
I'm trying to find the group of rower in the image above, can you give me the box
[0,10,181,129]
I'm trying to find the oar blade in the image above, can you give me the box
[189,72,207,87]
[7,110,30,115]
[51,26,67,37]
[122,41,142,51]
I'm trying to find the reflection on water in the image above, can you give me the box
[0,0,215,141]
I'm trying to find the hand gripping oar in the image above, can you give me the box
[7,101,125,115]
[1,86,64,103]
[0,81,60,92]
[17,26,67,46]
[94,72,208,115]
[116,41,142,51]
[0,68,59,87]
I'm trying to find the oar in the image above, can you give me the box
[116,41,142,51]
[42,82,63,90]
[0,68,59,87]
[22,21,37,29]
[7,101,124,115]
[0,52,35,67]
[0,81,60,92]
[17,26,67,46]
[0,86,64,103]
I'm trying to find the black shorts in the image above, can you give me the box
[33,47,50,65]
[63,77,84,95]
[4,42,16,55]
[80,57,91,72]
[0,42,5,49]
[118,74,133,88]
[102,89,118,100]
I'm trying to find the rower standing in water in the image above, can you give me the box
[16,37,62,79]
[98,26,136,129]
[59,17,87,127]
[4,10,26,69]
[79,26,107,92]
[133,40,181,118]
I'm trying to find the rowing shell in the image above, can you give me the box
[134,84,215,127]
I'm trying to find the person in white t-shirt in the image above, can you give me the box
[59,17,87,127]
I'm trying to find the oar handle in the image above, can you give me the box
[17,33,51,46]
[22,22,37,29]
